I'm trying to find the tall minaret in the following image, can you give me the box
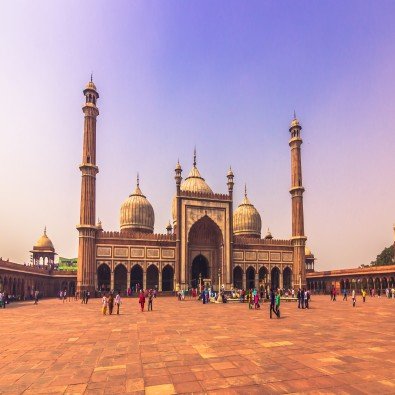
[77,77,99,293]
[289,113,307,289]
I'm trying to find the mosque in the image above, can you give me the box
[76,79,312,294]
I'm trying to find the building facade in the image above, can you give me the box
[76,80,309,294]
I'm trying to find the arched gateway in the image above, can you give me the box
[188,215,223,290]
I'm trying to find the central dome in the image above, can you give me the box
[233,187,262,238]
[120,177,155,233]
[180,165,213,194]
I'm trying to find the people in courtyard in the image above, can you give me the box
[115,291,121,314]
[254,289,260,309]
[297,289,301,308]
[343,289,347,301]
[148,290,153,311]
[108,293,114,314]
[352,289,356,307]
[269,288,277,318]
[138,289,145,312]
[34,290,39,304]
[85,291,90,304]
[63,289,67,303]
[362,289,366,303]
[275,290,281,318]
[304,289,309,309]
[102,294,108,315]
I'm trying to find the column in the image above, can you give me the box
[143,270,147,290]
[242,271,246,290]
[279,268,284,289]
[110,270,114,291]
[127,267,131,291]
[159,267,162,292]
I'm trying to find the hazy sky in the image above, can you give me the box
[0,1,394,270]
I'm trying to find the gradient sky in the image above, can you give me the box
[1,1,394,270]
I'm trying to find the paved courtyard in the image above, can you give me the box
[0,295,395,395]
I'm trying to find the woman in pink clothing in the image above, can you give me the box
[138,290,145,312]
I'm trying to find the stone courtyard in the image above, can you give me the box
[0,295,395,395]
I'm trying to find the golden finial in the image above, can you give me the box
[193,146,197,167]
[244,183,247,197]
[136,172,140,187]
[44,226,47,236]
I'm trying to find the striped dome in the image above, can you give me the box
[120,177,154,233]
[233,187,261,238]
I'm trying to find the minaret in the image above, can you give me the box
[289,113,307,289]
[76,77,99,293]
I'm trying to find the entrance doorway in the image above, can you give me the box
[191,254,209,288]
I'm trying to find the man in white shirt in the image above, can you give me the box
[115,291,121,315]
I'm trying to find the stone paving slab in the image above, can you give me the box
[0,295,394,394]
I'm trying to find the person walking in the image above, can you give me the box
[275,290,281,318]
[108,293,114,315]
[362,289,366,303]
[352,289,356,307]
[102,294,108,315]
[269,289,277,319]
[148,290,153,311]
[115,291,121,315]
[305,289,309,309]
[343,289,347,301]
[85,291,90,304]
[297,289,301,308]
[138,290,145,312]
[63,289,67,303]
[34,290,39,305]
[81,290,86,304]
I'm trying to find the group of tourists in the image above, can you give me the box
[297,288,310,309]
[0,292,8,308]
[101,291,122,315]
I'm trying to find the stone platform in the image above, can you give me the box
[0,295,395,394]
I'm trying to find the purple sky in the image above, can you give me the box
[0,1,394,270]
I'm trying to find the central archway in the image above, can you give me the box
[188,215,223,289]
[191,254,209,288]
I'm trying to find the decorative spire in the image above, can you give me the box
[244,183,247,197]
[91,72,93,82]
[193,146,197,167]
[44,226,47,236]
[293,110,296,120]
[137,172,140,187]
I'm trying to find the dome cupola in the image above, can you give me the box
[180,149,213,194]
[120,175,155,233]
[34,227,55,251]
[233,185,262,238]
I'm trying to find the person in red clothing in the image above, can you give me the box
[138,289,145,312]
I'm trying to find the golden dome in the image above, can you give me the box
[233,186,262,238]
[305,246,313,256]
[34,227,55,251]
[120,176,155,233]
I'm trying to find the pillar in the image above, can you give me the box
[127,268,131,291]
[159,268,162,291]
[143,270,147,290]
[279,270,284,289]
[110,271,114,291]
[242,272,246,290]
[77,77,100,294]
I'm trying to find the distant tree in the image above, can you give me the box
[370,245,394,266]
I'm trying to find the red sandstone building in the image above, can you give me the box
[76,79,308,294]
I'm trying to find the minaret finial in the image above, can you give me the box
[44,226,47,235]
[137,172,140,187]
[293,110,296,119]
[193,146,197,167]
[244,183,247,197]
[91,72,93,82]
